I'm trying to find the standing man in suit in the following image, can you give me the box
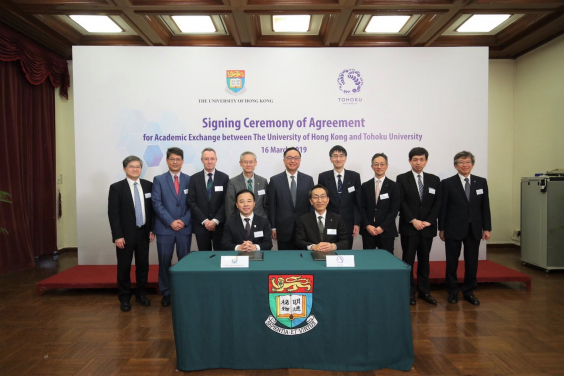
[226,151,268,219]
[268,147,314,250]
[397,147,442,306]
[317,145,361,249]
[360,153,400,253]
[295,185,349,251]
[188,147,229,251]
[439,151,491,305]
[108,155,155,312]
[152,147,192,307]
[221,190,272,251]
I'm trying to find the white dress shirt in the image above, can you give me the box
[334,169,345,190]
[127,177,146,226]
[412,170,424,186]
[237,213,260,251]
[307,210,327,250]
[458,173,471,187]
[286,170,297,188]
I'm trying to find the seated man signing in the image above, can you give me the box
[295,185,349,252]
[221,189,273,251]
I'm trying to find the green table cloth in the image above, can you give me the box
[170,250,414,371]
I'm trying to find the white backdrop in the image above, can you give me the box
[73,46,488,265]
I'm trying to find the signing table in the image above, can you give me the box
[170,250,414,372]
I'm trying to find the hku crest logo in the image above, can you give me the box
[265,275,318,335]
[226,70,247,95]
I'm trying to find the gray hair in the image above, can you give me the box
[240,151,257,161]
[371,153,388,164]
[201,147,216,157]
[454,151,475,165]
[122,155,142,168]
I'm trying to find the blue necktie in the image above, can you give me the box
[206,173,213,200]
[337,174,343,199]
[417,174,424,201]
[134,182,143,227]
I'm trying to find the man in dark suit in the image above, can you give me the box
[439,151,491,305]
[226,151,268,219]
[188,147,229,251]
[221,190,272,251]
[317,145,361,249]
[360,153,400,253]
[296,185,349,251]
[397,147,442,306]
[152,147,192,307]
[108,155,155,312]
[268,147,314,250]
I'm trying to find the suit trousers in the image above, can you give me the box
[195,226,224,251]
[401,234,434,295]
[445,226,480,296]
[157,233,191,296]
[361,234,395,254]
[116,226,149,302]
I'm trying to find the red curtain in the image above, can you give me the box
[0,23,63,274]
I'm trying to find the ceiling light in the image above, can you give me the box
[366,15,411,33]
[457,14,511,33]
[272,15,311,32]
[69,15,122,33]
[172,16,216,33]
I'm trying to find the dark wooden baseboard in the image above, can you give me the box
[487,243,520,249]
[56,247,78,254]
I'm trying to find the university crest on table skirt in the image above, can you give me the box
[265,275,318,335]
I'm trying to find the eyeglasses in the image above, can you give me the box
[311,195,328,201]
[285,156,301,161]
[372,163,387,167]
[331,154,346,159]
[241,161,255,165]
[168,158,183,162]
[127,165,142,170]
[456,161,473,165]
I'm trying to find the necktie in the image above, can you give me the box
[464,178,470,201]
[290,176,297,207]
[174,175,179,196]
[244,218,251,238]
[417,174,424,201]
[337,174,343,199]
[247,179,252,192]
[206,173,213,200]
[133,182,143,227]
[317,216,324,238]
[375,179,381,204]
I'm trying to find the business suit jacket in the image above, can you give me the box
[108,178,154,242]
[268,171,314,243]
[397,171,442,238]
[221,214,272,251]
[439,174,492,240]
[152,172,192,235]
[295,211,349,250]
[317,170,361,236]
[188,169,230,235]
[225,173,268,219]
[360,177,400,238]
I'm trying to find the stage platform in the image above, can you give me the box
[36,259,531,295]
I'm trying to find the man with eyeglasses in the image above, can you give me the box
[268,147,314,250]
[188,147,229,252]
[439,151,491,305]
[108,155,155,312]
[397,147,442,306]
[152,147,192,307]
[225,151,268,220]
[296,185,348,251]
[317,145,362,249]
[360,153,400,253]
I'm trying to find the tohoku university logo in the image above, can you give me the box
[226,70,247,95]
[265,275,318,335]
[337,69,363,94]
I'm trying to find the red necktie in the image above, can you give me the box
[174,175,179,196]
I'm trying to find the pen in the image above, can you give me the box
[209,254,216,258]
[300,253,303,258]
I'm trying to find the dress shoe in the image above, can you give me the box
[120,301,131,312]
[464,294,480,305]
[136,295,151,306]
[161,295,171,307]
[410,295,416,306]
[418,293,437,305]
[447,294,458,304]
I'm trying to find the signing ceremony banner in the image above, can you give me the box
[73,46,488,264]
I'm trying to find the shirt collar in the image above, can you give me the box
[314,210,327,221]
[240,212,254,222]
[375,176,386,184]
[204,169,216,177]
[126,177,140,186]
[286,170,297,179]
[243,174,254,182]
[169,171,181,180]
[334,169,345,179]
[458,173,471,183]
